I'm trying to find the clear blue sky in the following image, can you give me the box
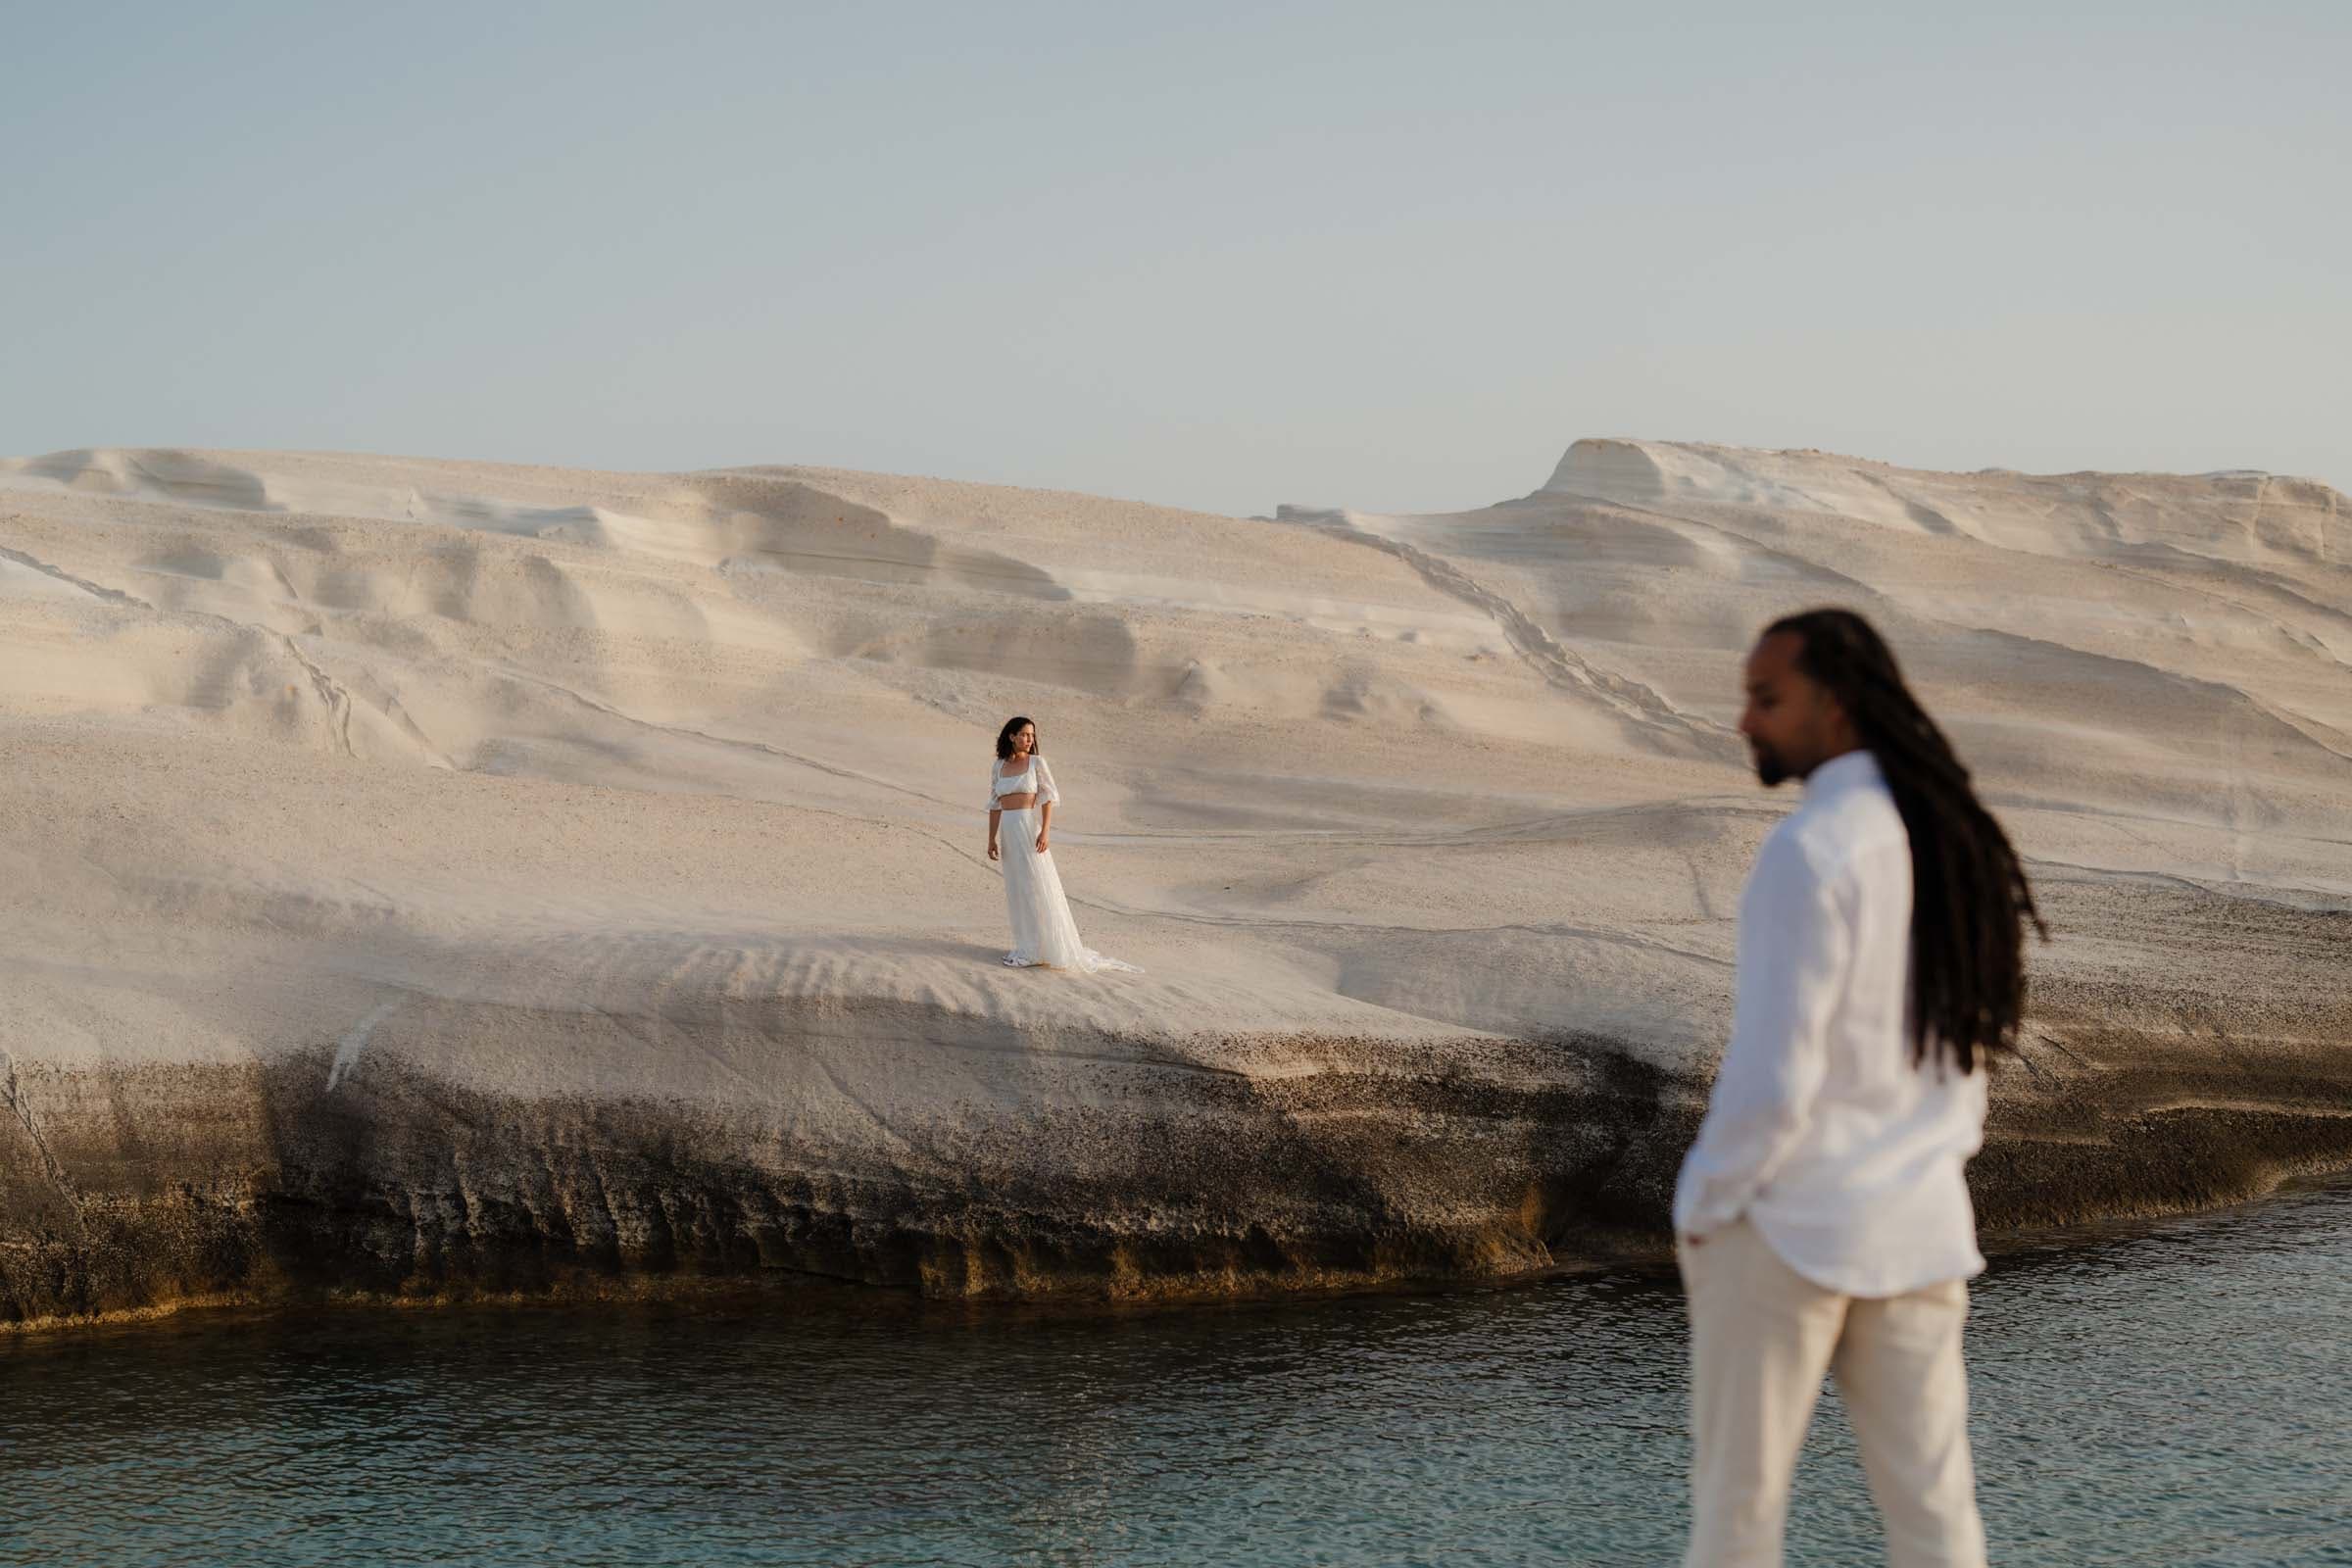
[6,2,2345,514]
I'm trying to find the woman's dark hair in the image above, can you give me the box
[1766,609,2047,1071]
[995,715,1039,760]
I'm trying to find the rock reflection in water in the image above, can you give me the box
[3,1181,2347,1567]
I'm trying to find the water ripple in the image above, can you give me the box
[4,1183,2348,1566]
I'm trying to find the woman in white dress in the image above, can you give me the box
[985,716,1139,973]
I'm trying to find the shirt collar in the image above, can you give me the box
[1804,748,1885,798]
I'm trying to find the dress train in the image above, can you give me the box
[997,807,1139,973]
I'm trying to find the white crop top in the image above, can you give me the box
[988,755,1059,810]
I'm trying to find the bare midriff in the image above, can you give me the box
[996,793,1039,810]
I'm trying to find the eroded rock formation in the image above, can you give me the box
[3,442,2346,1325]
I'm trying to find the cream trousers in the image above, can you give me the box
[1678,1219,1987,1567]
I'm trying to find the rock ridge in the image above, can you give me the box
[3,443,2348,1328]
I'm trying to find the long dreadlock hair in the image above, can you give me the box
[1767,609,2048,1071]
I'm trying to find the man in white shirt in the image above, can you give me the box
[1676,609,2043,1568]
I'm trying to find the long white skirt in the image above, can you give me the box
[997,808,1140,973]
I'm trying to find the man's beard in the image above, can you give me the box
[1751,743,1789,787]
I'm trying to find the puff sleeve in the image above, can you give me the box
[1035,757,1060,805]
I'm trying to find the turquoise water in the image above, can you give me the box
[4,1181,2348,1567]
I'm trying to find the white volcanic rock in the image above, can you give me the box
[1,441,2346,1325]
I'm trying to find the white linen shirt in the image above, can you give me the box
[1671,749,1987,1297]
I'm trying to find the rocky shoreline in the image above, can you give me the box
[10,965,2348,1333]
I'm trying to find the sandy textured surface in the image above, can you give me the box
[2,439,2346,1324]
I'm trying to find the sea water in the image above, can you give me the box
[4,1179,2347,1567]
